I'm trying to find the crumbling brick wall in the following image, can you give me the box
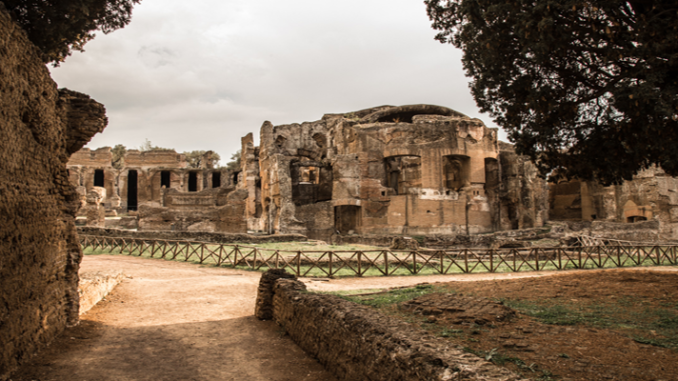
[256,271,525,381]
[0,5,106,379]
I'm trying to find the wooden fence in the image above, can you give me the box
[79,235,678,277]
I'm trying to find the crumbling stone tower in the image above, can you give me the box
[0,5,107,378]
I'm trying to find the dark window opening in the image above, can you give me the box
[291,161,332,206]
[376,112,417,123]
[188,172,198,192]
[127,170,138,212]
[161,171,171,188]
[443,155,470,191]
[233,172,240,185]
[254,204,263,218]
[484,158,499,189]
[384,156,421,195]
[335,205,361,235]
[627,215,648,223]
[94,169,105,187]
[212,172,221,188]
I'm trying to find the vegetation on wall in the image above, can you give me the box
[1,0,141,64]
[109,140,222,169]
[111,144,126,169]
[184,150,220,169]
[426,0,678,184]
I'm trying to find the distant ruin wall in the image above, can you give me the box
[77,227,307,244]
[0,5,106,379]
[256,272,524,381]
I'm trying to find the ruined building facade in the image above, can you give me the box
[70,104,678,243]
[68,105,549,240]
[549,167,678,241]
[243,105,548,240]
[67,148,246,232]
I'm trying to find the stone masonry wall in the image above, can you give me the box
[0,5,106,379]
[257,272,525,381]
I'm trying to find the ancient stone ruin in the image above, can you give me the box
[549,167,678,241]
[0,4,107,378]
[67,103,678,243]
[68,104,550,241]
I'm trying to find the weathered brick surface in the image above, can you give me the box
[0,5,106,379]
[256,271,526,381]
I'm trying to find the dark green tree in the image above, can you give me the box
[425,0,678,184]
[2,0,140,64]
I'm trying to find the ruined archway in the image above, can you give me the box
[623,200,652,223]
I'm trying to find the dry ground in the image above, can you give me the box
[10,255,337,381]
[340,268,678,381]
[11,254,678,381]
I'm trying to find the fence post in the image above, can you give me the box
[297,251,301,276]
[412,251,417,275]
[464,249,469,273]
[358,251,362,276]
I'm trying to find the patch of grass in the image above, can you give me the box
[501,300,587,326]
[500,297,678,350]
[338,284,436,307]
[462,347,556,379]
[439,328,464,338]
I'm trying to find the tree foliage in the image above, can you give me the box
[111,144,126,170]
[426,0,678,184]
[184,150,220,169]
[138,139,172,152]
[225,150,241,171]
[2,0,140,64]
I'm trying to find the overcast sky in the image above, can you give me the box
[50,0,498,164]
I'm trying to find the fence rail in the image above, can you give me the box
[79,235,678,277]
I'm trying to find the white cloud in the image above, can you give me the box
[50,0,500,161]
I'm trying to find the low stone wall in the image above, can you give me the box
[257,271,525,381]
[78,271,125,315]
[77,227,307,244]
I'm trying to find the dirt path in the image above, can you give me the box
[11,255,337,381]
